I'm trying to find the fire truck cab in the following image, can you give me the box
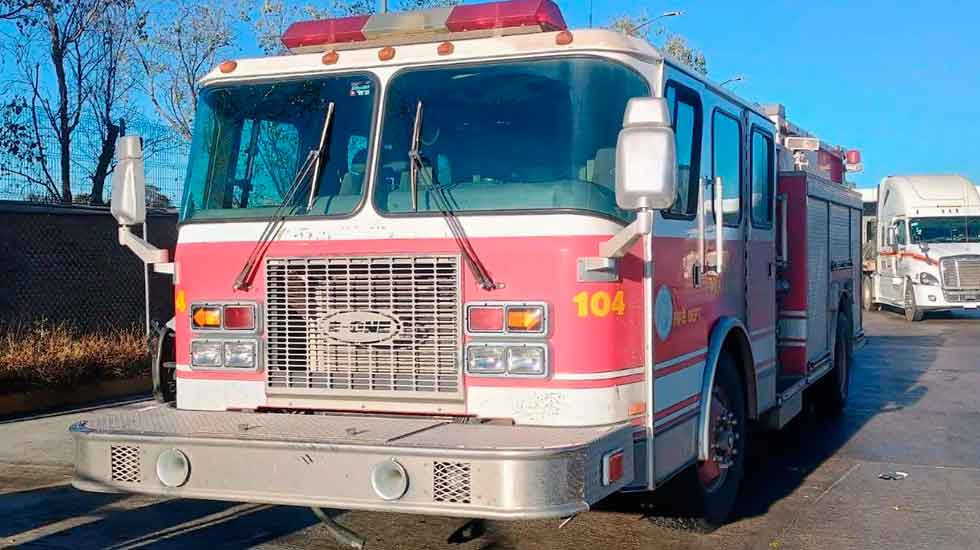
[77,0,863,537]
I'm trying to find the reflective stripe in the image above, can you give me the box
[778,317,807,340]
[553,366,646,381]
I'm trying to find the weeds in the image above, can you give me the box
[0,321,149,393]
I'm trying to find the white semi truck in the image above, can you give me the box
[864,175,980,320]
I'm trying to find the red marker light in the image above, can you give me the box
[846,149,862,165]
[223,305,256,330]
[602,449,625,486]
[468,306,504,332]
[281,14,371,50]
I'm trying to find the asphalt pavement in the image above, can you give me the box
[2,308,978,549]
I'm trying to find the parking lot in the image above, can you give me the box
[2,308,979,550]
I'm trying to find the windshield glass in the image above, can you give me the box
[180,75,376,221]
[909,217,980,243]
[372,57,650,222]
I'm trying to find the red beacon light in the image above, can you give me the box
[280,0,566,53]
[445,0,566,33]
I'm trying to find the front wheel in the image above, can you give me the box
[904,281,924,322]
[672,352,747,528]
[862,275,879,312]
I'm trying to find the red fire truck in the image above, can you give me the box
[75,0,864,542]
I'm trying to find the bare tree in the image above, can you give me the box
[0,0,36,21]
[607,13,708,76]
[134,0,245,141]
[85,0,140,205]
[0,0,126,203]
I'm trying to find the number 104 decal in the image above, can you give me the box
[572,290,626,317]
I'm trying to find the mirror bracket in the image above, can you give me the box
[579,210,653,281]
[119,226,169,265]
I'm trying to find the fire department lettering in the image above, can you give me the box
[321,310,401,344]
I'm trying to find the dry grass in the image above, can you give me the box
[0,321,149,394]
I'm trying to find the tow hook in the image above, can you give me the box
[447,518,486,545]
[310,508,366,549]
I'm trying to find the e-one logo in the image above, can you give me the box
[322,310,401,344]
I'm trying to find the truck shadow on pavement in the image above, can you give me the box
[7,491,321,549]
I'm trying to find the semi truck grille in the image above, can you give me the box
[941,256,980,290]
[265,255,462,398]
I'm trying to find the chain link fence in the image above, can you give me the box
[0,115,188,208]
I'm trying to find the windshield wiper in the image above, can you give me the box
[232,103,335,291]
[408,100,498,291]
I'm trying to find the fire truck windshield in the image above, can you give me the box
[180,74,376,221]
[909,216,980,243]
[373,57,649,222]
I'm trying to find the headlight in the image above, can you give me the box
[507,345,546,376]
[224,341,256,368]
[919,272,940,286]
[191,340,222,367]
[466,345,506,374]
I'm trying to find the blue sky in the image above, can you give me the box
[555,0,980,189]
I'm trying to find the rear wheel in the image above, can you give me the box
[673,352,747,528]
[904,280,924,322]
[814,313,851,416]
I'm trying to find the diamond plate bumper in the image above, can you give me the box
[70,405,633,520]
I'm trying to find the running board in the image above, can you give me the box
[764,354,834,430]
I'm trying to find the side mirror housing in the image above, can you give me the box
[110,136,146,226]
[615,97,677,211]
[886,226,897,248]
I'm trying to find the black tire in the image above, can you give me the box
[904,280,924,322]
[862,275,880,312]
[672,352,747,528]
[150,323,177,403]
[815,313,851,416]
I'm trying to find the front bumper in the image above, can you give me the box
[913,284,980,310]
[71,405,633,520]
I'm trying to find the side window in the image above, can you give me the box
[712,111,742,226]
[750,129,774,227]
[664,83,702,217]
[895,221,907,246]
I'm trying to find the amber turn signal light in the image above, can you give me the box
[506,306,544,332]
[191,306,221,329]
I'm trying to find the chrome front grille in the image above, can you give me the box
[941,256,980,289]
[265,255,461,398]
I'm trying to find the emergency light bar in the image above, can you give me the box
[281,0,567,53]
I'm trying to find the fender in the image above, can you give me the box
[697,316,754,461]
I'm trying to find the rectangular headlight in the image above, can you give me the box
[507,345,546,376]
[466,345,507,374]
[191,340,222,367]
[224,341,256,368]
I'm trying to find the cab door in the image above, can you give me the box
[744,119,777,411]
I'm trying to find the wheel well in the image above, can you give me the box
[721,329,756,419]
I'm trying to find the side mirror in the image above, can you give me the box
[615,97,677,211]
[886,226,897,248]
[110,136,146,226]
